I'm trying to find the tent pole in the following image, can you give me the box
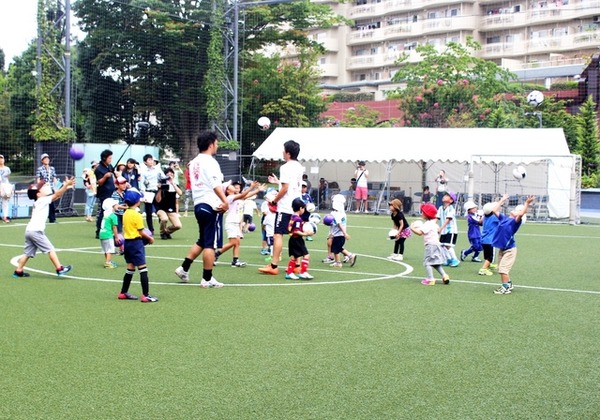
[467,159,475,202]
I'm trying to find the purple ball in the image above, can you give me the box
[69,146,85,160]
[248,223,256,232]
[142,228,153,245]
[323,214,335,226]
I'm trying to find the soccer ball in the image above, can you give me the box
[410,220,423,230]
[142,228,153,245]
[309,214,321,225]
[306,202,316,213]
[257,116,271,131]
[323,214,335,226]
[527,90,544,107]
[69,145,84,160]
[512,165,527,180]
[303,222,316,234]
[388,229,399,240]
[248,223,256,232]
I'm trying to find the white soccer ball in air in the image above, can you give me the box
[512,165,527,180]
[257,116,271,131]
[308,213,321,225]
[306,202,316,213]
[527,90,544,107]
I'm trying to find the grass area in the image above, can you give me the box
[1,213,600,418]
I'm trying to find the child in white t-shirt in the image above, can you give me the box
[12,178,76,278]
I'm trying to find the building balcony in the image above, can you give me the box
[481,31,600,59]
[317,63,340,78]
[481,1,600,30]
[347,55,387,70]
[349,16,477,45]
[318,37,339,52]
[382,0,474,14]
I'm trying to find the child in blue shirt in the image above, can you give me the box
[478,195,509,276]
[460,201,483,263]
[491,195,535,295]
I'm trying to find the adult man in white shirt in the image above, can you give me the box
[258,140,303,276]
[139,154,165,233]
[175,131,229,288]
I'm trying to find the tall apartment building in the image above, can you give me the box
[301,0,598,99]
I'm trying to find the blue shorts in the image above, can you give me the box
[124,238,146,267]
[469,238,483,252]
[194,203,222,249]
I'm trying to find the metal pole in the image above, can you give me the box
[65,0,71,128]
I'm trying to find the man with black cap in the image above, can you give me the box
[36,153,58,222]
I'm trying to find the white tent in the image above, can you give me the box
[252,127,581,222]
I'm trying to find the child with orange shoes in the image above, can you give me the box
[410,203,450,286]
[284,198,314,280]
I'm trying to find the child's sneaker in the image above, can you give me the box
[472,257,482,263]
[449,258,460,267]
[285,272,299,280]
[493,286,511,295]
[258,265,279,275]
[260,248,269,255]
[508,281,514,291]
[118,292,138,300]
[140,294,159,302]
[490,263,498,269]
[231,260,247,267]
[343,255,351,263]
[444,259,452,266]
[387,254,397,260]
[175,266,190,283]
[442,275,450,285]
[391,254,403,261]
[322,256,335,263]
[200,277,224,288]
[478,268,493,276]
[330,262,342,268]
[12,270,31,278]
[306,236,313,241]
[298,272,314,280]
[104,261,118,269]
[460,249,467,261]
[56,265,72,276]
[421,279,436,286]
[349,254,357,267]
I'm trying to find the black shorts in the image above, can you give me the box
[440,233,458,247]
[274,212,292,235]
[288,236,308,258]
[482,243,494,262]
[194,203,222,249]
[331,236,346,254]
[243,214,253,224]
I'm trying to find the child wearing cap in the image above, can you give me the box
[328,194,357,268]
[410,203,450,286]
[99,199,120,268]
[111,176,129,233]
[118,188,157,302]
[436,191,460,267]
[478,195,509,276]
[460,201,483,263]
[12,178,75,278]
[491,195,535,295]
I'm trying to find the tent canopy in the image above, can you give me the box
[253,127,571,164]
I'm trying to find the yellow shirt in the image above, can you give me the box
[123,208,144,239]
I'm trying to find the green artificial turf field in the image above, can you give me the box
[1,213,599,419]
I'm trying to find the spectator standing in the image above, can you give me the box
[83,161,98,222]
[139,154,165,234]
[36,153,58,223]
[353,160,369,213]
[0,154,13,223]
[94,149,116,239]
[155,167,183,239]
[123,158,140,190]
[434,170,448,207]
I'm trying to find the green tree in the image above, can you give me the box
[576,95,599,177]
[389,38,517,128]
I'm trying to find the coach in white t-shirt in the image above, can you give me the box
[174,131,229,288]
[259,140,303,276]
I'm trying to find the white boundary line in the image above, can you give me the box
[4,243,600,295]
